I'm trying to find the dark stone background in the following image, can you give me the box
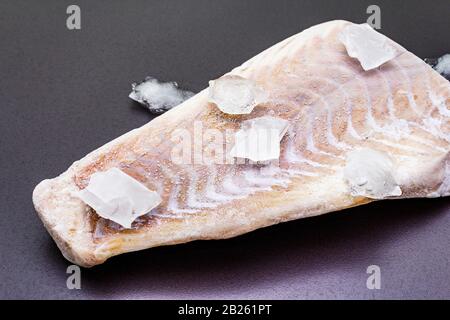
[0,0,449,299]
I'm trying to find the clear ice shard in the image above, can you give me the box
[208,75,266,115]
[339,23,397,71]
[77,168,162,228]
[229,116,290,162]
[344,148,402,200]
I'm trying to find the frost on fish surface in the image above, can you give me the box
[129,77,195,114]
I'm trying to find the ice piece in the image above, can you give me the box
[241,116,290,138]
[344,148,402,199]
[339,23,397,71]
[77,168,162,228]
[129,77,195,114]
[230,116,290,162]
[434,54,450,78]
[424,57,438,68]
[208,75,266,114]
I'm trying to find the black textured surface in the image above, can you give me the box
[0,0,449,299]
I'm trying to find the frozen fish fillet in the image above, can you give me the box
[33,20,450,267]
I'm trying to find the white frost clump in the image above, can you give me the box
[434,54,450,77]
[208,75,266,115]
[129,77,195,113]
[344,148,402,199]
[77,168,162,229]
[339,23,397,71]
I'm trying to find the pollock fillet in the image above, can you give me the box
[32,21,450,267]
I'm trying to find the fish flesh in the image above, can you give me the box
[32,20,450,267]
